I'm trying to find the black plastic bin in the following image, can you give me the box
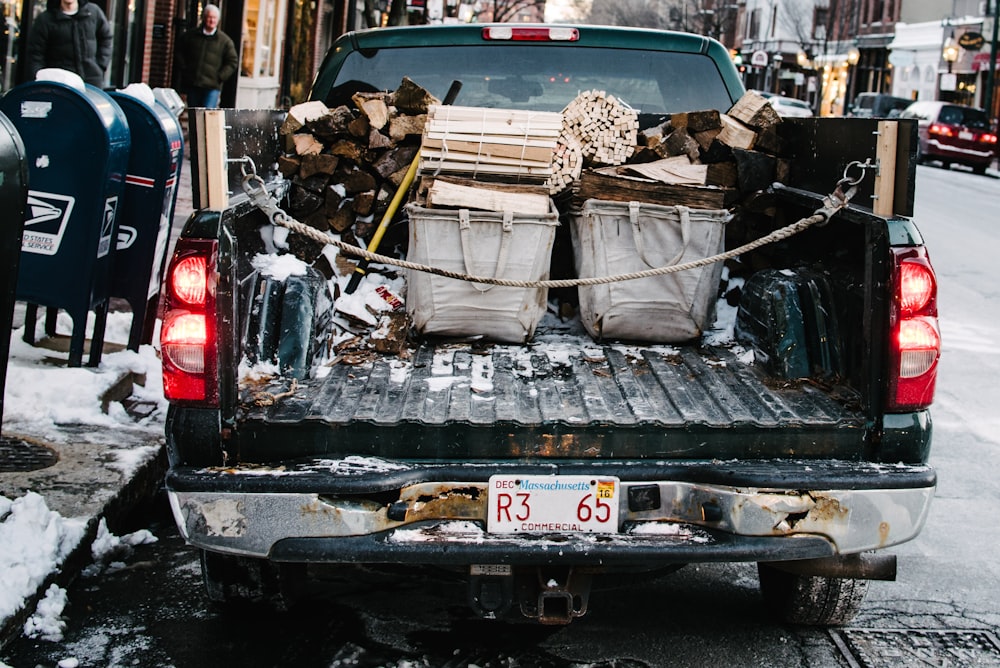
[0,110,28,432]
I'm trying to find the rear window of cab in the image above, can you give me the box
[324,44,734,127]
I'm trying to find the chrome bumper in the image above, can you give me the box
[168,476,935,562]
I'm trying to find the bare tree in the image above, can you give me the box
[777,0,820,49]
[489,0,547,22]
[586,0,705,32]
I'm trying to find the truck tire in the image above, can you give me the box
[757,563,868,626]
[200,550,302,611]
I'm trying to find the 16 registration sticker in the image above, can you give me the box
[487,475,620,533]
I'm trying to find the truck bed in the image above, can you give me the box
[234,326,865,463]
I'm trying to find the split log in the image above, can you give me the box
[423,176,552,215]
[727,91,782,131]
[662,127,702,161]
[705,161,739,188]
[278,154,300,177]
[717,114,757,151]
[280,100,329,135]
[389,114,427,142]
[392,76,440,114]
[688,109,723,133]
[353,93,390,130]
[299,153,339,179]
[292,133,324,156]
[621,156,708,186]
[304,106,357,141]
[732,148,777,194]
[575,168,735,209]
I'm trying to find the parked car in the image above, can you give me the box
[767,95,813,118]
[899,100,998,175]
[849,93,913,119]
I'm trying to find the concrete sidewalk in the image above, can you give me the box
[0,145,195,651]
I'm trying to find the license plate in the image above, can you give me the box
[487,475,620,533]
[960,130,974,141]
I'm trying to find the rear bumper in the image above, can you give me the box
[926,138,994,165]
[166,459,935,566]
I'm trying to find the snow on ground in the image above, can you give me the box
[1,311,168,643]
[0,493,85,635]
[2,311,166,443]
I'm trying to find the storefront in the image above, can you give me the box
[234,0,286,108]
[816,53,852,117]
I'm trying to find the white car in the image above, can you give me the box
[768,96,814,118]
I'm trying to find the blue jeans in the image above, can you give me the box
[186,87,221,109]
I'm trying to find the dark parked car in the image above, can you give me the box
[849,93,913,119]
[899,101,997,175]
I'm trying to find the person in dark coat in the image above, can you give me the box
[25,0,112,87]
[173,4,238,109]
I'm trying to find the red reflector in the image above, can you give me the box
[899,261,935,314]
[482,27,579,41]
[171,256,208,306]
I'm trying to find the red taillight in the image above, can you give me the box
[482,27,579,41]
[171,255,208,305]
[928,123,954,137]
[979,132,998,144]
[899,260,935,314]
[160,239,219,405]
[888,248,940,411]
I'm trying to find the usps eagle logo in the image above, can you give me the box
[22,191,75,256]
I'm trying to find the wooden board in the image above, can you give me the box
[423,176,552,215]
[574,169,735,209]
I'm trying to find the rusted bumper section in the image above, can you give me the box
[165,459,935,564]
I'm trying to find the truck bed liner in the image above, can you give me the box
[236,337,866,460]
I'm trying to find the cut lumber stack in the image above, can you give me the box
[276,77,438,262]
[418,105,561,182]
[550,89,639,194]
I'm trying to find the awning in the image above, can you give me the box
[857,33,895,49]
[972,51,1000,72]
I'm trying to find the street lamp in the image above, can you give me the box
[943,35,959,73]
[846,47,860,112]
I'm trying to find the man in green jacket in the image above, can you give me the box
[174,4,238,108]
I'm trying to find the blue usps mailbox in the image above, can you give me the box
[0,111,28,433]
[109,91,184,351]
[0,81,130,367]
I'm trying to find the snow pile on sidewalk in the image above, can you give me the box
[0,493,85,630]
[2,312,167,442]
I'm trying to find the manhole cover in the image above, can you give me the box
[0,437,59,472]
[830,628,1000,668]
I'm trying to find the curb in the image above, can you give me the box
[0,437,167,651]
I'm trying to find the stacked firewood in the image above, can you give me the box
[276,77,439,260]
[571,90,784,209]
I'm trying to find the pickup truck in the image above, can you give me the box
[160,24,940,626]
